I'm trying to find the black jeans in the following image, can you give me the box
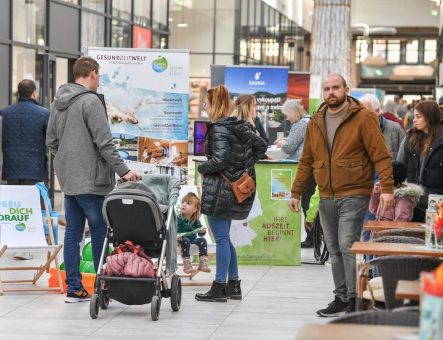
[179,237,208,257]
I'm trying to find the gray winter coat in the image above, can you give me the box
[46,83,129,196]
[381,116,405,160]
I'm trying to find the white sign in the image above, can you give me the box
[0,185,46,247]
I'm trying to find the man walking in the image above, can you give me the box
[47,57,140,303]
[288,74,394,316]
[1,79,50,260]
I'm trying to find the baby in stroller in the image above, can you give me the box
[90,175,181,321]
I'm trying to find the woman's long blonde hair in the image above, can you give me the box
[231,94,255,125]
[206,85,231,122]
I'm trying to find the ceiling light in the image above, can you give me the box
[177,23,188,28]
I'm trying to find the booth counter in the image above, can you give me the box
[194,159,301,266]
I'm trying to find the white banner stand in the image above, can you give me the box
[0,185,63,295]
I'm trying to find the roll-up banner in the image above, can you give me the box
[224,66,289,144]
[87,47,190,184]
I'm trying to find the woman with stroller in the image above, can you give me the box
[397,100,443,222]
[196,85,267,302]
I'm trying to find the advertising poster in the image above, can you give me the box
[88,48,189,184]
[194,161,301,265]
[224,66,289,144]
[0,185,46,247]
[351,88,384,104]
[133,26,152,48]
[287,72,310,112]
[271,169,293,200]
[309,74,322,115]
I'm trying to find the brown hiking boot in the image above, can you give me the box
[182,257,194,274]
[198,255,211,273]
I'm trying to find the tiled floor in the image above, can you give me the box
[0,248,333,339]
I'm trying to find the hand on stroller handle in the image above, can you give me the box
[120,170,142,183]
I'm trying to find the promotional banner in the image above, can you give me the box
[224,66,289,144]
[0,185,46,247]
[194,161,301,266]
[87,48,190,184]
[287,72,310,112]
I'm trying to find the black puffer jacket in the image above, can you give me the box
[198,117,267,220]
[400,124,443,221]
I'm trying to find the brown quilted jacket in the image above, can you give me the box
[291,97,394,199]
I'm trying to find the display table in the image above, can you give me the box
[194,159,301,265]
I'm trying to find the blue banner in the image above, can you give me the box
[224,66,289,144]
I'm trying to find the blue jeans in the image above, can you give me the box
[319,196,370,301]
[207,215,238,283]
[64,194,106,293]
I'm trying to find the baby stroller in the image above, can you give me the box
[90,176,181,321]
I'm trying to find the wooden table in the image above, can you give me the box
[295,324,418,340]
[395,280,420,301]
[351,241,443,257]
[352,241,443,310]
[364,220,423,232]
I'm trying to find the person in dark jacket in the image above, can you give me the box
[1,79,49,261]
[397,100,443,222]
[1,79,49,185]
[195,85,267,302]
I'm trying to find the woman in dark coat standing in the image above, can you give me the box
[397,100,443,222]
[195,85,267,302]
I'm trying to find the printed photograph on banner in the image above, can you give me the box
[112,133,138,161]
[122,137,189,185]
[270,169,293,200]
[224,66,288,144]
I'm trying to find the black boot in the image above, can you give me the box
[195,281,227,302]
[226,279,242,300]
[301,235,314,248]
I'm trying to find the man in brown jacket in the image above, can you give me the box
[288,74,394,316]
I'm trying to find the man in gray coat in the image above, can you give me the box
[360,94,405,159]
[47,57,140,303]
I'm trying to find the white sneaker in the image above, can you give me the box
[13,252,34,260]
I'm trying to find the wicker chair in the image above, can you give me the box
[371,235,425,245]
[372,228,425,241]
[357,235,426,311]
[330,309,419,326]
[369,255,442,309]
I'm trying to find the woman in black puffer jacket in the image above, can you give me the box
[195,85,267,302]
[397,100,443,222]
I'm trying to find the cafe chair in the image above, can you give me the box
[330,309,419,327]
[371,235,425,245]
[372,228,425,241]
[363,255,442,309]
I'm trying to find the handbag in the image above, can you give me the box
[104,240,155,278]
[220,168,255,204]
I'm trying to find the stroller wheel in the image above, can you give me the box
[90,294,99,319]
[151,295,161,321]
[170,274,182,312]
[99,290,110,310]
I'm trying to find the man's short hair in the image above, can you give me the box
[323,73,348,88]
[17,79,37,98]
[382,100,397,114]
[438,96,443,106]
[73,57,99,79]
[359,94,380,113]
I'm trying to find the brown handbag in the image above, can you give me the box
[220,170,255,204]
